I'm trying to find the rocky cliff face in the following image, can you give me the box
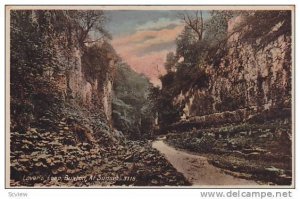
[174,17,292,124]
[52,44,115,123]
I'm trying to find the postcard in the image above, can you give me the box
[5,5,295,188]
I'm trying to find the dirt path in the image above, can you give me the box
[152,139,258,186]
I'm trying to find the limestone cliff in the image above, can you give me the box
[52,44,116,123]
[173,16,292,126]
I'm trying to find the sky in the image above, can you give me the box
[105,10,209,86]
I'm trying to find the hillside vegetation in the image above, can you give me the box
[9,10,189,187]
[151,10,292,185]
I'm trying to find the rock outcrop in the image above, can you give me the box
[174,17,292,126]
[52,45,116,122]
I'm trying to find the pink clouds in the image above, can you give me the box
[112,25,184,86]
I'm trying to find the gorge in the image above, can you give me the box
[8,8,293,187]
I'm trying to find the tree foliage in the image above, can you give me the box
[81,41,117,84]
[234,10,291,49]
[112,62,153,139]
[164,52,177,73]
[67,10,111,46]
[148,85,181,132]
[10,10,63,131]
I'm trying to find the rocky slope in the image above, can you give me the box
[10,103,189,186]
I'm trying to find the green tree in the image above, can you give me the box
[234,10,291,49]
[148,84,181,133]
[67,10,111,46]
[112,62,152,139]
[164,52,177,73]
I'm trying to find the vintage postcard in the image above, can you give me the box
[5,5,294,188]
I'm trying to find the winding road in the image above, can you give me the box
[152,139,258,186]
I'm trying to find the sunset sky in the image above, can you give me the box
[106,10,209,86]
